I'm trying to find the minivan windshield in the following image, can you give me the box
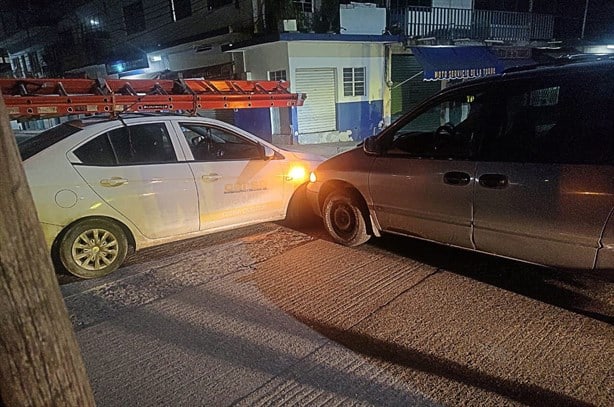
[18,123,82,161]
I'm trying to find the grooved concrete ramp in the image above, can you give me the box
[63,225,438,406]
[247,239,613,407]
[62,223,613,406]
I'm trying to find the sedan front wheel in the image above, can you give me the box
[323,191,370,247]
[58,218,128,279]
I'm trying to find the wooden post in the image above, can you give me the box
[0,97,96,405]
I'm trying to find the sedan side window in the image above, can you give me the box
[180,123,262,161]
[389,92,495,160]
[110,123,177,164]
[74,132,115,165]
[74,123,177,165]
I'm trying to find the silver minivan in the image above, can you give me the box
[307,61,614,270]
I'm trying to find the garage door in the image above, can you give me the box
[391,55,440,121]
[295,68,337,134]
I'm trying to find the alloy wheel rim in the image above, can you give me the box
[71,228,119,271]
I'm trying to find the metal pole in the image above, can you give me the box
[581,0,589,39]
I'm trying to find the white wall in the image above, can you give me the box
[340,4,386,35]
[286,42,386,103]
[433,0,473,9]
[241,42,290,80]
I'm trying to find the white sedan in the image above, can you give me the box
[19,115,322,278]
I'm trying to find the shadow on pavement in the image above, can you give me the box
[370,234,614,325]
[290,218,613,325]
[303,319,593,407]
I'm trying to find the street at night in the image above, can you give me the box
[2,1,614,406]
[59,221,613,406]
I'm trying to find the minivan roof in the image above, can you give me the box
[443,59,614,93]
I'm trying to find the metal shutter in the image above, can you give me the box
[196,109,235,125]
[391,55,440,121]
[295,68,337,134]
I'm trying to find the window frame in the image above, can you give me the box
[73,122,178,166]
[294,0,314,13]
[381,87,499,161]
[268,69,287,81]
[179,122,265,162]
[343,67,366,97]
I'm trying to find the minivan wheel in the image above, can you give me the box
[323,191,370,247]
[58,218,128,279]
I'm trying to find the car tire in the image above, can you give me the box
[323,191,370,247]
[58,218,128,279]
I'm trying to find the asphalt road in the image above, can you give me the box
[59,220,614,406]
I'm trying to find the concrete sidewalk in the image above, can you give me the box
[62,224,437,407]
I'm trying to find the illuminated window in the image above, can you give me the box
[268,70,287,81]
[343,67,366,97]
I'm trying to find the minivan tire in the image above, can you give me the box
[323,191,370,247]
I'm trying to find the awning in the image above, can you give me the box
[411,46,503,81]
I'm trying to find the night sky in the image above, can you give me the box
[2,0,613,41]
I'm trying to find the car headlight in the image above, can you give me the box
[286,165,307,182]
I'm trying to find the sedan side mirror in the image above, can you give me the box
[363,136,380,156]
[262,145,275,160]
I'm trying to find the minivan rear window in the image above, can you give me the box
[18,123,82,161]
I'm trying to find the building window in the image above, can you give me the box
[294,0,313,13]
[11,58,23,77]
[268,70,287,81]
[124,1,146,34]
[343,67,366,97]
[170,0,192,21]
[207,0,232,10]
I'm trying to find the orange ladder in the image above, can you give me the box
[0,78,305,119]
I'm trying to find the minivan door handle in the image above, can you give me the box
[479,174,508,189]
[443,171,471,186]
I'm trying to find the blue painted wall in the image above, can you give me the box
[233,108,272,142]
[337,100,384,141]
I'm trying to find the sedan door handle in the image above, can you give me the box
[202,173,222,182]
[479,174,508,189]
[100,177,128,187]
[443,171,471,186]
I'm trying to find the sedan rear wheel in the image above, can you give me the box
[323,191,370,247]
[59,218,128,279]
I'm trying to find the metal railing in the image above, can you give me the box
[390,6,554,42]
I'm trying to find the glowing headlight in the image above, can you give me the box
[286,166,307,182]
[309,172,317,183]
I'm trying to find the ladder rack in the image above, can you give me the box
[0,78,306,119]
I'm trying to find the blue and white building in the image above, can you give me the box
[224,31,399,145]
